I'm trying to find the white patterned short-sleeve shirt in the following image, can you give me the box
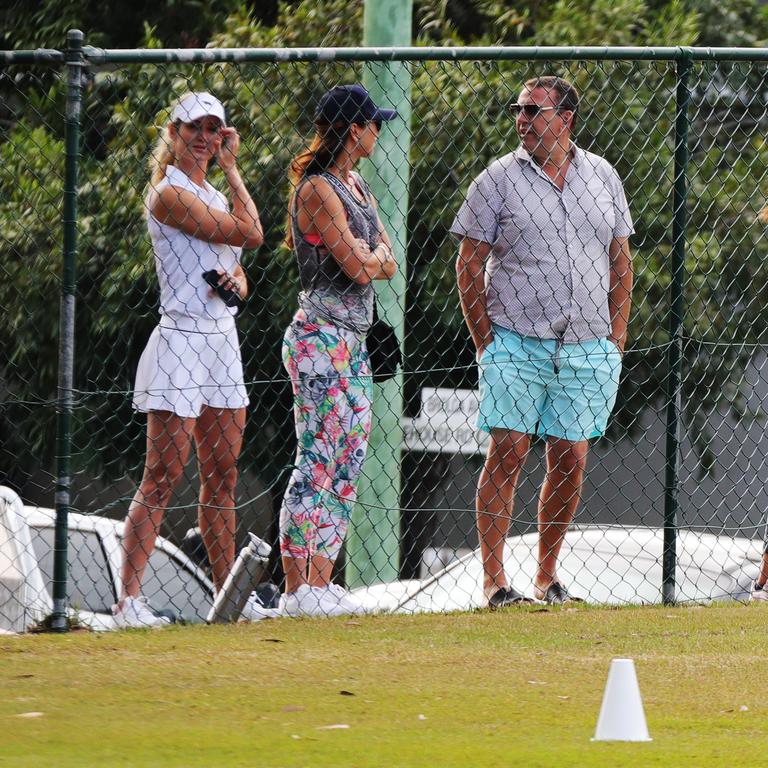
[450,145,634,342]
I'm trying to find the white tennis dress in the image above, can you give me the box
[132,165,249,418]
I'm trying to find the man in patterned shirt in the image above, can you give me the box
[451,75,634,606]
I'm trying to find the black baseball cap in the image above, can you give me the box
[314,84,398,126]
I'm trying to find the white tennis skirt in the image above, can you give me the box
[132,324,249,418]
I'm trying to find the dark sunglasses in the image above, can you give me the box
[508,103,561,118]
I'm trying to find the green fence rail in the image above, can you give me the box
[3,37,768,630]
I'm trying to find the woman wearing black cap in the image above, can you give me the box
[278,84,398,617]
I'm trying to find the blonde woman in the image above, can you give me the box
[113,93,263,628]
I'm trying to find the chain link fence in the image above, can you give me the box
[3,39,768,630]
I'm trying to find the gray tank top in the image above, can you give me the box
[292,172,378,333]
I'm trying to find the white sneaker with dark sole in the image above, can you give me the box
[112,596,171,629]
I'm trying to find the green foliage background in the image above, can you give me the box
[3,0,768,510]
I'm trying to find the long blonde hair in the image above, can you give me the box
[147,124,175,188]
[147,91,201,188]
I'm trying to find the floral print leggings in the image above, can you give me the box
[279,311,373,561]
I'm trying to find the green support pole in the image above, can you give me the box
[662,55,691,606]
[51,29,84,631]
[346,0,413,587]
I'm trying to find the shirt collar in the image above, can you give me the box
[166,163,212,193]
[515,142,581,168]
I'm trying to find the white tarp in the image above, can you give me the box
[0,487,50,632]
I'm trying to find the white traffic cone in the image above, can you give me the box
[592,658,652,742]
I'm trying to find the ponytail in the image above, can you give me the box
[285,120,352,248]
[147,125,175,189]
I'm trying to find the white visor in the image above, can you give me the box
[171,92,226,125]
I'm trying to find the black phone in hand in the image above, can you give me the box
[202,270,241,308]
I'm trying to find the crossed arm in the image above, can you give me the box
[295,176,397,285]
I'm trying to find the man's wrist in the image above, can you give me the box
[608,333,625,354]
[475,328,493,353]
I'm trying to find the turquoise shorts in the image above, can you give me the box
[478,326,622,441]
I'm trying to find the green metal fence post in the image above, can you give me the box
[346,1,413,587]
[662,53,692,606]
[51,29,84,631]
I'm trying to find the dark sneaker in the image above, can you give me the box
[487,586,534,608]
[534,582,584,605]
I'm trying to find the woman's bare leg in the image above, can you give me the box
[195,406,245,592]
[119,411,195,603]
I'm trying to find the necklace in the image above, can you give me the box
[330,170,362,200]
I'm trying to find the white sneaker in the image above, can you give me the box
[278,584,348,618]
[278,584,313,617]
[240,591,281,622]
[320,583,367,615]
[112,596,171,629]
[750,581,768,602]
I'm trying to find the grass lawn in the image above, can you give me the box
[1,603,766,767]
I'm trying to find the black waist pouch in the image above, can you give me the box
[366,302,402,382]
